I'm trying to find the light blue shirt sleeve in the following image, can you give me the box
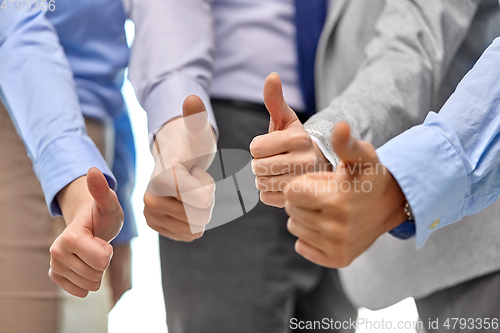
[47,0,136,243]
[377,37,500,249]
[0,11,116,216]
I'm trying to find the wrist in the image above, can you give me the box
[384,170,409,231]
[56,176,93,225]
[312,141,333,172]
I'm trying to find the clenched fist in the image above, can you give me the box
[250,73,331,208]
[284,122,408,268]
[50,167,124,298]
[144,95,217,241]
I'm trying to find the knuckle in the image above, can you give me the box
[145,216,160,232]
[250,137,263,157]
[290,131,310,147]
[332,223,348,240]
[286,219,298,236]
[144,196,160,212]
[305,151,318,166]
[294,157,314,173]
[49,259,62,273]
[50,245,65,260]
[145,192,169,212]
[145,217,154,229]
[200,195,213,210]
[97,256,110,272]
[143,192,151,206]
[62,230,78,247]
[48,268,57,281]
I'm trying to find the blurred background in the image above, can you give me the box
[107,21,420,333]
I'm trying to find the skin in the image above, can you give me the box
[50,167,125,298]
[143,96,216,242]
[250,73,331,208]
[283,122,408,268]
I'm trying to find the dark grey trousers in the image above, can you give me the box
[159,99,357,333]
[416,270,500,333]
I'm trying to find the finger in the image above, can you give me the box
[250,125,303,158]
[331,122,378,168]
[284,201,322,231]
[67,237,113,272]
[52,251,104,282]
[252,154,314,176]
[147,165,179,197]
[264,72,299,131]
[294,239,332,268]
[145,210,205,235]
[157,224,204,242]
[287,217,322,245]
[176,165,215,209]
[49,269,90,298]
[255,174,296,192]
[144,193,212,226]
[50,257,102,292]
[260,191,286,208]
[87,167,121,214]
[148,164,215,208]
[283,174,325,210]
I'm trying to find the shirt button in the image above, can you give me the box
[430,219,440,230]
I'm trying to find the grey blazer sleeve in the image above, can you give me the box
[305,0,481,162]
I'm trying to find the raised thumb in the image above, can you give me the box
[87,167,118,213]
[263,72,298,132]
[182,95,209,132]
[331,122,376,166]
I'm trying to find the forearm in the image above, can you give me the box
[377,37,500,248]
[0,11,116,215]
[56,176,93,225]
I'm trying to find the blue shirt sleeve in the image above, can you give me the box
[0,10,116,216]
[46,0,136,243]
[110,111,138,244]
[376,37,500,249]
